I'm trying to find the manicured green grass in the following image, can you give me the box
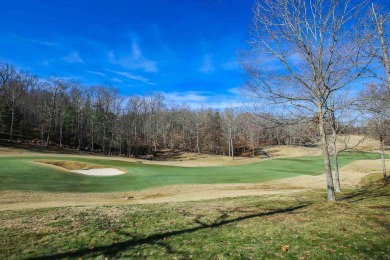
[0,174,389,259]
[0,151,386,193]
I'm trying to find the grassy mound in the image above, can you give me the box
[36,160,105,170]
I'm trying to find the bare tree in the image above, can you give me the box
[0,64,35,141]
[223,107,238,159]
[360,84,390,181]
[243,0,369,201]
[326,96,367,192]
[369,3,390,91]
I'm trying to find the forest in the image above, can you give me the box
[0,62,388,159]
[0,63,318,157]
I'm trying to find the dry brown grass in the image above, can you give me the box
[36,160,105,170]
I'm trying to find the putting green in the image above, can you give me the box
[0,151,385,192]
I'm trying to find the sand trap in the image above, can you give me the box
[71,168,125,176]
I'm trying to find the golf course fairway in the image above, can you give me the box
[0,151,385,193]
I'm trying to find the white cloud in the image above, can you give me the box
[107,69,155,85]
[161,90,250,110]
[63,52,84,63]
[108,40,158,73]
[222,60,240,70]
[87,70,106,77]
[32,39,59,47]
[198,55,215,74]
[227,87,242,95]
[162,91,209,103]
[111,78,123,83]
[0,33,60,47]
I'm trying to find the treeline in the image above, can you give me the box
[0,63,321,157]
[0,62,388,159]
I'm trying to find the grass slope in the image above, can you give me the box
[0,151,385,192]
[0,174,389,259]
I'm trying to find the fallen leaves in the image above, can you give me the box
[281,245,290,252]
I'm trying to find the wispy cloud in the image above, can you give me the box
[31,39,59,47]
[63,52,84,63]
[107,69,155,85]
[227,87,242,95]
[87,70,106,77]
[222,60,240,70]
[163,91,209,103]
[161,90,249,109]
[108,40,158,73]
[198,54,215,74]
[0,33,60,47]
[111,78,123,83]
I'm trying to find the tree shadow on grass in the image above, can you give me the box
[338,186,390,203]
[27,204,309,260]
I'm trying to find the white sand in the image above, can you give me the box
[71,168,125,176]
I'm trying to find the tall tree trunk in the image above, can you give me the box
[40,124,44,147]
[380,136,388,180]
[333,150,341,192]
[59,125,63,147]
[9,108,14,142]
[46,118,52,146]
[77,112,81,150]
[375,11,390,91]
[196,130,200,154]
[102,123,106,153]
[230,134,234,160]
[228,138,231,157]
[332,130,341,192]
[91,121,94,152]
[318,109,336,201]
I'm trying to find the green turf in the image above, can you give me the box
[0,151,386,192]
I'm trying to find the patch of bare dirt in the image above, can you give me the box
[0,183,305,211]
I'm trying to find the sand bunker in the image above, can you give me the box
[71,168,125,176]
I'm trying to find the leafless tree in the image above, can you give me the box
[243,0,369,201]
[0,64,35,141]
[326,96,367,192]
[360,84,390,181]
[223,107,238,159]
[368,3,390,91]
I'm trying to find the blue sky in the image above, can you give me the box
[0,0,255,108]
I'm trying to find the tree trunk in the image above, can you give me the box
[40,125,44,147]
[196,130,200,154]
[333,151,341,192]
[230,135,234,160]
[380,136,388,180]
[9,108,14,142]
[318,109,336,201]
[59,125,63,147]
[46,120,52,146]
[77,112,81,150]
[375,14,390,91]
[91,121,94,152]
[332,130,341,192]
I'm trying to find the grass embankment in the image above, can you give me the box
[0,151,387,192]
[0,174,389,259]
